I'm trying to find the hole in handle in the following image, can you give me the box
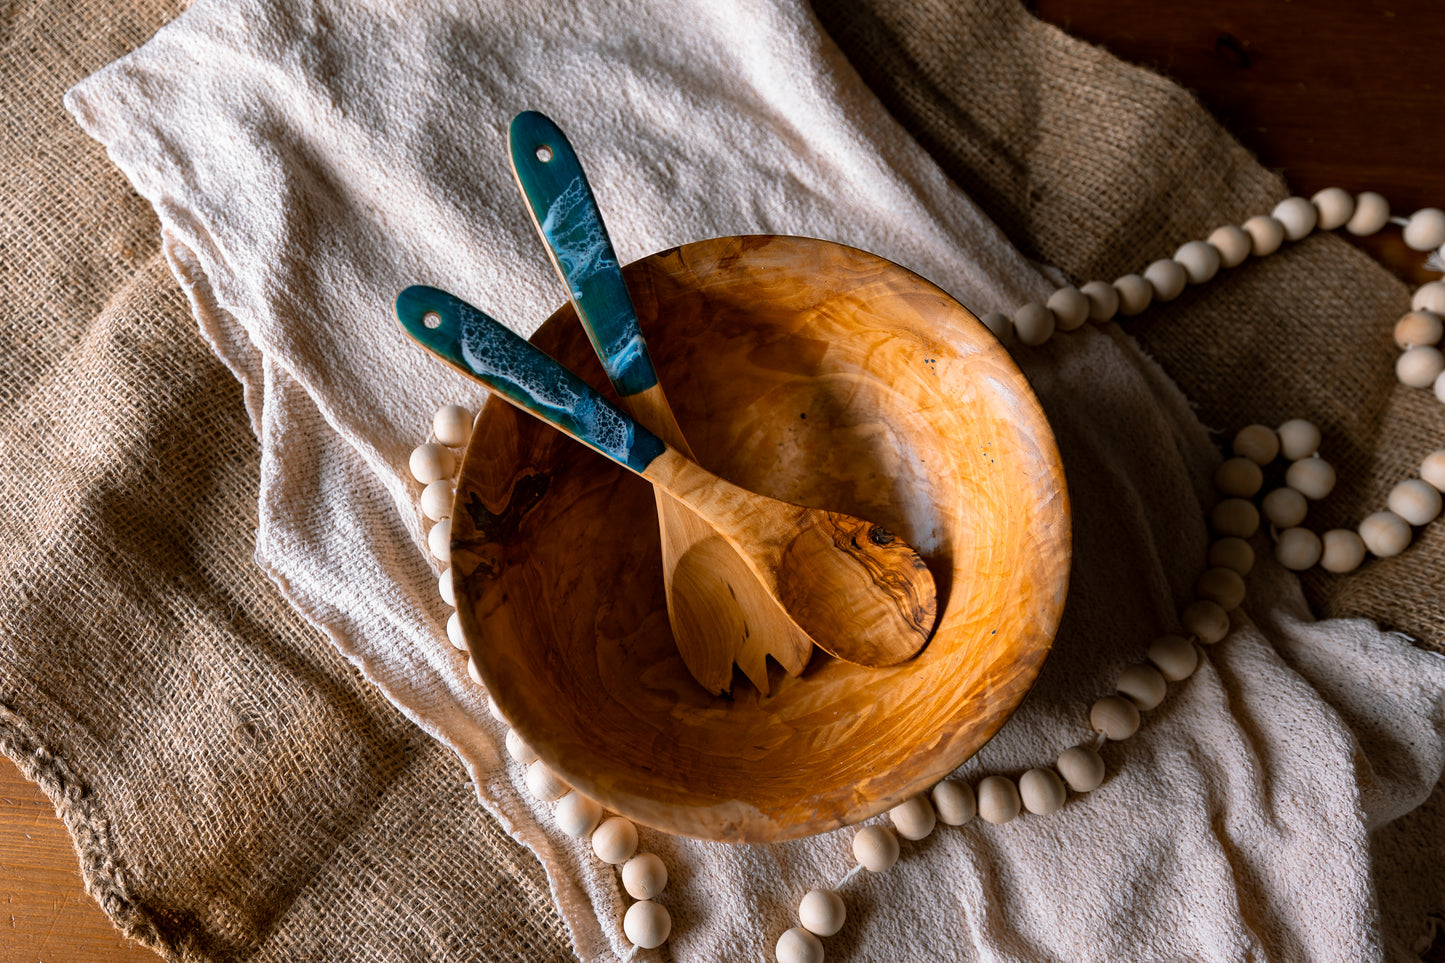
[422,310,442,329]
[535,145,553,163]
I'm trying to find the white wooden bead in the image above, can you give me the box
[1195,567,1246,611]
[1207,225,1252,268]
[977,775,1022,824]
[776,927,824,963]
[1116,663,1168,710]
[446,611,467,652]
[1394,311,1443,349]
[1214,457,1263,497]
[1211,498,1260,538]
[1056,745,1106,793]
[1436,370,1445,404]
[1080,279,1120,322]
[798,889,846,937]
[1274,527,1323,571]
[1143,258,1187,301]
[931,780,976,825]
[1271,197,1318,241]
[1388,479,1443,526]
[1262,487,1308,528]
[1310,187,1355,231]
[526,760,569,802]
[1277,419,1321,460]
[1346,191,1391,236]
[409,443,456,484]
[1173,241,1221,285]
[432,405,473,447]
[1422,450,1445,492]
[1147,634,1199,682]
[486,696,506,721]
[1208,537,1255,576]
[852,825,900,871]
[591,816,638,864]
[1242,215,1286,256]
[1320,529,1367,574]
[1285,457,1336,500]
[1412,281,1445,315]
[1090,695,1140,740]
[1047,286,1090,331]
[1404,208,1445,251]
[421,479,454,521]
[1396,346,1445,388]
[1114,274,1153,316]
[428,518,452,561]
[979,311,1014,345]
[505,728,538,766]
[468,657,484,686]
[1359,511,1412,557]
[1013,302,1056,346]
[623,901,670,950]
[1233,424,1280,465]
[623,853,669,900]
[888,795,936,840]
[1182,599,1230,645]
[1019,768,1067,816]
[438,567,456,607]
[555,791,604,838]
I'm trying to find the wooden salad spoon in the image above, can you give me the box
[394,284,938,672]
[507,109,818,695]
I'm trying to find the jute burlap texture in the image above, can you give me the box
[1,0,1439,961]
[0,0,572,958]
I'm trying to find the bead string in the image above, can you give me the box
[408,189,1445,962]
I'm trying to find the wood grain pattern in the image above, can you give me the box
[451,235,1070,842]
[0,756,157,963]
[508,114,816,693]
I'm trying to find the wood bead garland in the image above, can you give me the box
[1207,225,1252,268]
[1089,695,1141,740]
[1143,258,1187,301]
[525,760,569,802]
[420,479,453,521]
[1404,207,1445,251]
[1242,215,1285,256]
[976,775,1022,824]
[1214,458,1263,498]
[1271,196,1318,241]
[409,443,455,484]
[592,816,639,864]
[1275,527,1323,571]
[1207,537,1255,576]
[555,791,605,838]
[1173,240,1220,284]
[1195,567,1245,611]
[1114,273,1152,315]
[1056,745,1106,792]
[1080,279,1119,321]
[432,404,473,447]
[1394,311,1442,349]
[1181,599,1230,644]
[1387,479,1442,526]
[1309,187,1354,231]
[776,927,825,963]
[1047,286,1090,331]
[1019,768,1067,816]
[852,825,900,871]
[1346,191,1390,235]
[1262,487,1308,528]
[888,795,937,840]
[930,780,976,825]
[1421,450,1445,491]
[1116,663,1168,710]
[1319,529,1367,573]
[1013,301,1056,346]
[622,853,669,900]
[1211,498,1260,538]
[1359,511,1412,557]
[1397,346,1445,388]
[623,900,671,950]
[1277,419,1321,460]
[1285,457,1336,500]
[1233,424,1280,465]
[1146,634,1199,682]
[798,889,846,938]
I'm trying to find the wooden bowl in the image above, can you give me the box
[452,235,1069,843]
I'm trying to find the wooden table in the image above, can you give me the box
[4,1,1443,959]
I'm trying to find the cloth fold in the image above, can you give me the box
[29,0,1445,958]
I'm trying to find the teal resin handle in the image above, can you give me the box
[394,285,666,473]
[509,110,660,398]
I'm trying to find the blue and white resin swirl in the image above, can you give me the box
[393,285,666,473]
[510,110,660,398]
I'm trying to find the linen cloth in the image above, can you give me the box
[53,1,1445,961]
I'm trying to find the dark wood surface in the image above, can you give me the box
[7,1,1444,959]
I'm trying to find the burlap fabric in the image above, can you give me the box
[1,1,1439,962]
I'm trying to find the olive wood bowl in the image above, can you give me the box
[451,235,1070,843]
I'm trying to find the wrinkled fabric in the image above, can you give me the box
[65,0,1445,959]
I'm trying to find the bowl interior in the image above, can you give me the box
[452,235,1069,843]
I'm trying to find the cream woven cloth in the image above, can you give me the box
[67,0,1445,959]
